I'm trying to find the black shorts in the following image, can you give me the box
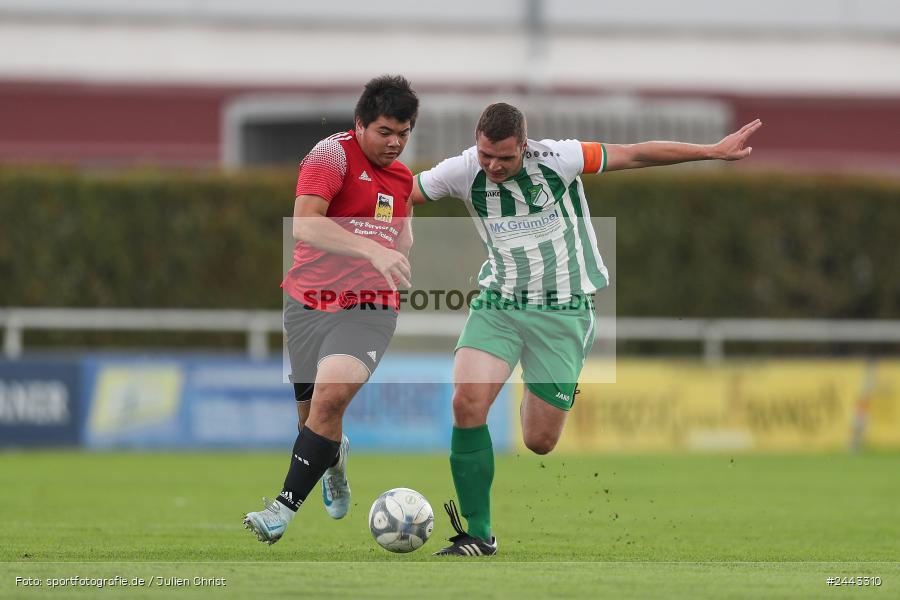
[284,296,397,400]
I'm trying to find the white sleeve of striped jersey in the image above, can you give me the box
[418,154,470,202]
[541,139,585,182]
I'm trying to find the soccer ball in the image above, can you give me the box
[368,488,435,553]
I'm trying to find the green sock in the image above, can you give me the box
[450,424,494,540]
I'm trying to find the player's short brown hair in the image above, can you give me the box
[476,103,527,143]
[355,75,419,128]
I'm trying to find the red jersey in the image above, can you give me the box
[281,130,412,312]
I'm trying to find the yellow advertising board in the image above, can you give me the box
[514,359,900,452]
[865,361,900,448]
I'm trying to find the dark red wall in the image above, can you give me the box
[2,80,899,173]
[729,95,900,172]
[0,82,226,166]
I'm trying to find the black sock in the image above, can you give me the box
[277,426,341,511]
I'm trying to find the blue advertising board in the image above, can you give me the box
[80,356,293,449]
[347,356,512,451]
[76,353,512,451]
[0,360,83,447]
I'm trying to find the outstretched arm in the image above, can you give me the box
[603,119,762,172]
[408,175,428,205]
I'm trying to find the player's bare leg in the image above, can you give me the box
[244,356,366,543]
[452,347,509,427]
[296,400,310,430]
[306,355,367,439]
[308,356,367,520]
[519,389,568,455]
[434,348,507,556]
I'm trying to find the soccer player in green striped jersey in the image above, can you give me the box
[408,103,762,556]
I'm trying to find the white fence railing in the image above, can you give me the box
[3,308,900,363]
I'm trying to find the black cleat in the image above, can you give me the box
[432,500,498,557]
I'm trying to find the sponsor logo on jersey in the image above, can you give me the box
[488,208,559,234]
[359,170,372,182]
[374,193,394,222]
[555,391,571,402]
[525,150,560,159]
[367,350,377,362]
[485,190,501,199]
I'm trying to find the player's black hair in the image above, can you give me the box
[354,75,419,128]
[476,103,527,143]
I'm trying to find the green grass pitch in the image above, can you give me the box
[1,451,898,599]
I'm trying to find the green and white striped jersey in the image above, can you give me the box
[417,138,609,304]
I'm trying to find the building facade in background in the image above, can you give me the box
[1,0,899,171]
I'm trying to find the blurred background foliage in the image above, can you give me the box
[2,166,899,322]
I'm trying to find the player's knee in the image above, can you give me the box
[452,386,490,424]
[523,433,557,455]
[310,384,352,422]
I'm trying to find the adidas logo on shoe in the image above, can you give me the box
[359,170,372,181]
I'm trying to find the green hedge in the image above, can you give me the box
[0,168,289,309]
[2,167,899,319]
[593,170,900,318]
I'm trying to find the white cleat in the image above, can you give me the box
[322,434,351,519]
[243,497,294,545]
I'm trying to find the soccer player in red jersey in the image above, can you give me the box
[244,75,419,544]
